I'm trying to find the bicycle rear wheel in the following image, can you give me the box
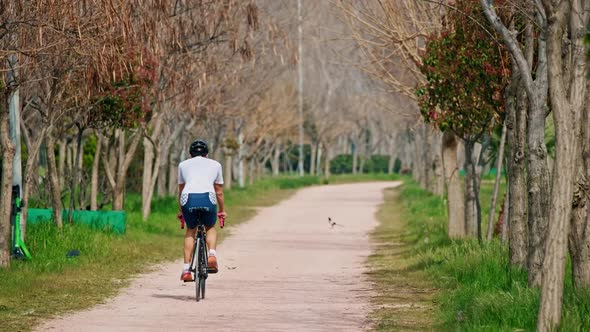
[194,237,202,302]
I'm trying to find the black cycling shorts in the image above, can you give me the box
[180,192,217,229]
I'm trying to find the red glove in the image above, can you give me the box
[177,212,185,229]
[218,213,226,228]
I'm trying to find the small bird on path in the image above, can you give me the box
[328,217,343,229]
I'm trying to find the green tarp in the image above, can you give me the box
[27,209,126,234]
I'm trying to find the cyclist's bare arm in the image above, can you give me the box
[178,183,185,211]
[214,183,226,217]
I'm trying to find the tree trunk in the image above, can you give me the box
[464,140,477,237]
[271,144,280,176]
[472,143,483,242]
[111,130,125,210]
[68,126,84,224]
[324,146,331,178]
[310,143,316,176]
[423,127,433,190]
[46,131,63,228]
[156,151,168,197]
[526,91,551,287]
[77,137,85,209]
[400,131,413,173]
[442,132,465,238]
[21,126,47,236]
[112,186,125,211]
[110,129,143,211]
[428,131,445,196]
[247,159,254,185]
[90,134,102,211]
[316,143,322,176]
[568,78,590,288]
[157,120,184,198]
[168,146,179,196]
[432,154,445,196]
[412,127,427,188]
[224,153,233,190]
[66,141,73,178]
[142,149,161,221]
[359,156,366,174]
[480,2,533,267]
[141,137,155,220]
[256,160,263,180]
[352,141,358,174]
[507,78,529,268]
[238,133,245,187]
[388,155,395,174]
[487,121,507,241]
[140,115,167,219]
[501,187,509,243]
[58,139,66,189]
[464,139,483,240]
[537,5,585,330]
[0,99,15,268]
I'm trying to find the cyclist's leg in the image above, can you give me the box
[203,200,218,252]
[180,194,200,276]
[184,227,197,264]
[205,226,217,251]
[201,198,218,271]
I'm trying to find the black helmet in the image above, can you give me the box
[189,140,209,157]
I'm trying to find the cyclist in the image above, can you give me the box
[177,140,227,281]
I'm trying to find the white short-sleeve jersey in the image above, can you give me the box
[178,156,224,194]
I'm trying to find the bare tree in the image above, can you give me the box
[482,0,589,328]
[339,0,461,236]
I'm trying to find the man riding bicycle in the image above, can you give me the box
[178,140,227,281]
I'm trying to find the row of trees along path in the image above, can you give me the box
[339,0,590,330]
[1,1,428,271]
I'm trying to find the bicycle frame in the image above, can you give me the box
[11,186,31,260]
[190,225,208,276]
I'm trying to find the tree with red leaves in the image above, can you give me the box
[418,0,509,241]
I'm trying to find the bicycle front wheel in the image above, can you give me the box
[199,273,206,299]
[198,236,207,300]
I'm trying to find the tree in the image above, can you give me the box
[482,0,589,328]
[0,1,54,267]
[482,0,551,283]
[338,0,460,236]
[418,0,509,240]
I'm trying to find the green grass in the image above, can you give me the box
[368,188,436,331]
[390,181,590,331]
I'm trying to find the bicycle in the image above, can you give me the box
[11,186,32,260]
[181,208,225,302]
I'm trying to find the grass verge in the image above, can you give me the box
[0,173,399,331]
[369,187,436,331]
[381,180,590,331]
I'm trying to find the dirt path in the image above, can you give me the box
[38,182,400,332]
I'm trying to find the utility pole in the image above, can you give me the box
[297,0,304,176]
[8,55,24,240]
